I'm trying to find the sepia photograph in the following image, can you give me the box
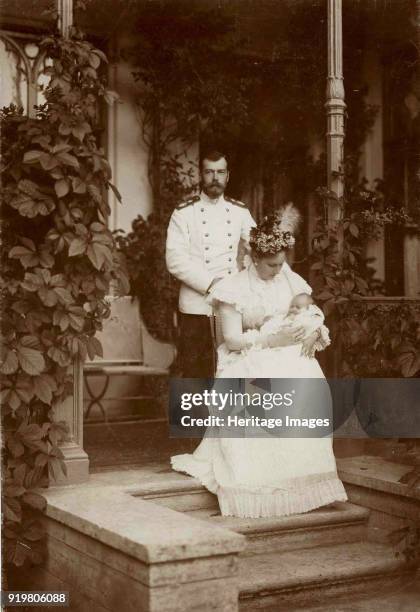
[1,1,420,610]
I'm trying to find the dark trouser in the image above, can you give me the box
[178,312,215,378]
[171,312,215,440]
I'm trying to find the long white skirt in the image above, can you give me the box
[171,344,347,518]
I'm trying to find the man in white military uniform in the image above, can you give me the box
[166,150,255,377]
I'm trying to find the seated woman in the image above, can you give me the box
[171,206,347,518]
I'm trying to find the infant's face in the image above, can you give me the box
[288,294,313,315]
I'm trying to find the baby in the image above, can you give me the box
[260,293,329,357]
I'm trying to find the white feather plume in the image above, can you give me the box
[277,202,301,234]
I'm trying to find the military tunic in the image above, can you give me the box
[166,191,256,316]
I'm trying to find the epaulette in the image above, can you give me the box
[225,196,247,208]
[176,195,200,210]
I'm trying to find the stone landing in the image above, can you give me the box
[9,457,420,611]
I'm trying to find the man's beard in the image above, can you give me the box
[203,182,224,197]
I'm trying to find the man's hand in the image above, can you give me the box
[206,277,224,294]
[301,332,318,358]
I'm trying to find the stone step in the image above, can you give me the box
[186,502,369,554]
[132,477,369,553]
[289,572,420,611]
[238,541,415,611]
[130,475,219,512]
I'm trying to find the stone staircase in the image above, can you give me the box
[133,476,417,611]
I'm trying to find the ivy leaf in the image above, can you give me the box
[349,223,359,237]
[48,421,68,447]
[92,48,107,63]
[57,151,79,170]
[13,542,29,567]
[88,52,101,69]
[4,497,22,523]
[55,179,70,198]
[87,183,103,204]
[52,143,72,154]
[39,246,55,268]
[1,349,19,375]
[343,279,355,293]
[38,286,58,307]
[16,337,45,375]
[87,242,112,270]
[47,346,71,367]
[68,238,87,257]
[90,222,106,232]
[72,177,87,194]
[53,310,69,331]
[21,272,42,292]
[323,299,336,317]
[23,524,44,542]
[22,492,46,511]
[39,152,59,170]
[23,150,42,164]
[67,309,85,332]
[398,351,420,378]
[59,122,72,136]
[310,261,323,271]
[13,463,27,486]
[104,90,120,106]
[34,453,49,467]
[5,484,26,497]
[316,290,335,301]
[71,122,91,142]
[10,192,55,217]
[24,467,48,489]
[17,422,44,441]
[54,287,73,305]
[355,277,369,292]
[48,456,66,481]
[87,336,103,360]
[325,276,339,290]
[9,245,38,268]
[3,527,18,539]
[33,375,56,404]
[3,375,34,409]
[7,436,24,458]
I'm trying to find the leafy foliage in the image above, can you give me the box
[1,27,126,568]
[339,301,420,377]
[310,176,419,377]
[114,214,179,343]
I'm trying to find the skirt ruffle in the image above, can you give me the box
[171,452,347,518]
[217,477,347,518]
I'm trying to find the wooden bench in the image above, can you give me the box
[83,297,175,422]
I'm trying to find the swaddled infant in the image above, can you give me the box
[260,293,326,342]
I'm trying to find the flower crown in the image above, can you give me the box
[249,204,300,254]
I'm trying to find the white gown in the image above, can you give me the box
[171,262,347,518]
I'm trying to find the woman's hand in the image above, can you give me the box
[267,325,306,348]
[301,332,318,358]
